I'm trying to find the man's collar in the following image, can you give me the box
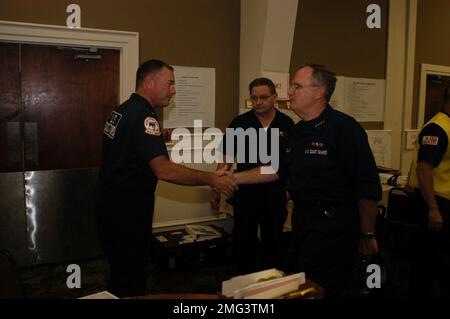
[301,104,331,123]
[131,93,156,112]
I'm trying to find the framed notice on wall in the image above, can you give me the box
[330,76,385,122]
[163,66,215,128]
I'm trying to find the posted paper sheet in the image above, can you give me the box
[366,130,392,167]
[163,66,215,128]
[330,76,385,122]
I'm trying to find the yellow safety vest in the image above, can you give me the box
[408,112,450,200]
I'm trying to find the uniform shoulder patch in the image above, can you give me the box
[422,135,439,146]
[144,117,161,136]
[104,111,122,139]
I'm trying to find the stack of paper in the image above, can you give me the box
[222,269,305,299]
[185,224,222,241]
[79,291,119,299]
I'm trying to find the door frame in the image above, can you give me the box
[0,20,139,102]
[418,63,450,127]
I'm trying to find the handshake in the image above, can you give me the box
[208,165,277,211]
[209,167,237,211]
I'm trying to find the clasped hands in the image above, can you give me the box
[210,168,237,211]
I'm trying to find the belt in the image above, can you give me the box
[293,199,356,219]
[293,199,355,207]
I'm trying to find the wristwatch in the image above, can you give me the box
[360,232,376,239]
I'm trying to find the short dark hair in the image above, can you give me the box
[299,64,336,102]
[249,77,277,95]
[136,59,173,89]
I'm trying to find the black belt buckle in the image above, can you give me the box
[315,201,336,218]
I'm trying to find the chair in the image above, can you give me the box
[382,187,425,256]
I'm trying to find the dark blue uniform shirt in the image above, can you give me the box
[280,105,381,202]
[98,93,168,207]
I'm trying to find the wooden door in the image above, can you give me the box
[0,42,120,266]
[1,43,120,171]
[21,44,120,171]
[0,43,22,173]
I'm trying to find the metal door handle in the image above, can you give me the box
[7,121,21,165]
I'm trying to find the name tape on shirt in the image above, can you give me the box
[422,135,439,146]
[104,111,122,139]
[144,117,161,136]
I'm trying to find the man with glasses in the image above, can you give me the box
[211,77,294,275]
[231,65,381,298]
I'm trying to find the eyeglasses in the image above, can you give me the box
[289,83,319,90]
[250,94,273,102]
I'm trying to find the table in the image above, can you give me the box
[152,225,229,269]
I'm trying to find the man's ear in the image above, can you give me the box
[317,85,326,100]
[144,74,156,90]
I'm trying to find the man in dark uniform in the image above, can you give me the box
[211,78,294,275]
[407,85,450,298]
[96,59,237,298]
[231,65,381,298]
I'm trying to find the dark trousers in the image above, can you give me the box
[408,193,450,298]
[96,195,154,298]
[291,200,360,299]
[231,186,288,275]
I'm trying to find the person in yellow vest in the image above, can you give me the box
[407,85,450,298]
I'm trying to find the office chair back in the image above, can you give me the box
[383,188,426,256]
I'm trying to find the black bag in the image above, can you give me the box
[383,188,426,256]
